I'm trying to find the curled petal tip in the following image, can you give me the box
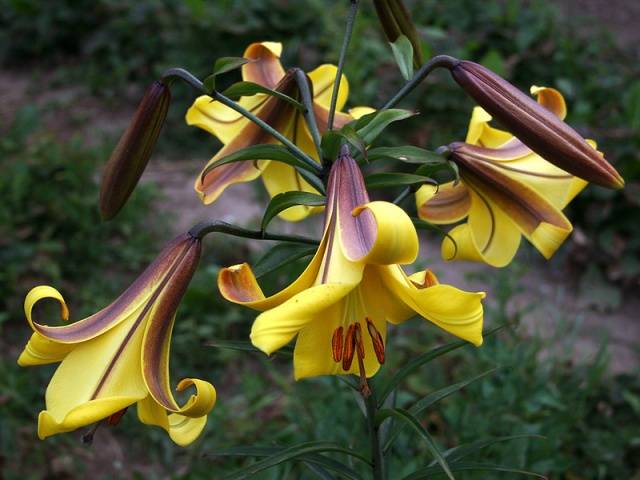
[100,80,171,220]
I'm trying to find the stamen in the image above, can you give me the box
[354,323,371,398]
[332,326,344,362]
[366,318,385,364]
[107,407,128,426]
[81,421,102,445]
[342,324,356,371]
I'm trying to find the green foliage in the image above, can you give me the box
[0,106,161,318]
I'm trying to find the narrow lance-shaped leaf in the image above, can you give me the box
[365,172,437,189]
[253,243,317,278]
[222,81,304,109]
[390,35,415,80]
[353,109,416,145]
[376,408,455,480]
[261,191,326,231]
[402,462,546,480]
[203,57,249,92]
[368,146,448,165]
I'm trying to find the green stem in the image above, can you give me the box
[188,220,319,245]
[365,390,386,480]
[293,68,323,159]
[393,186,412,205]
[327,0,359,131]
[161,67,322,174]
[381,55,458,110]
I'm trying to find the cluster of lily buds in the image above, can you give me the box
[445,59,624,189]
[99,80,171,220]
[373,0,423,67]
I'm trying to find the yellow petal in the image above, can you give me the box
[351,201,418,265]
[349,106,376,120]
[137,395,210,447]
[380,265,485,346]
[18,332,74,366]
[38,396,141,439]
[41,305,149,432]
[308,64,349,111]
[242,42,286,88]
[218,235,327,311]
[531,85,567,120]
[465,107,512,147]
[250,283,355,356]
[416,181,472,224]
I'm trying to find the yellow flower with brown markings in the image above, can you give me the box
[218,147,485,386]
[186,41,373,221]
[416,86,593,267]
[18,233,216,446]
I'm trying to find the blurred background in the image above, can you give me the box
[1,0,639,478]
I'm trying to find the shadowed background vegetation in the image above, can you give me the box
[1,1,639,478]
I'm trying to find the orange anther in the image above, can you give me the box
[331,326,344,362]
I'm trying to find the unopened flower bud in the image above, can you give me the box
[448,60,624,189]
[99,80,171,220]
[373,0,423,68]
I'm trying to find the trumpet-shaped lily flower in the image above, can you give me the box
[416,86,591,267]
[218,146,485,384]
[186,41,373,221]
[18,233,216,446]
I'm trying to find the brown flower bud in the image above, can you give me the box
[449,60,624,189]
[99,80,171,220]
[373,0,423,68]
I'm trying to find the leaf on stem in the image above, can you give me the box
[253,243,317,278]
[203,57,249,92]
[261,191,326,231]
[368,146,447,165]
[352,109,416,145]
[365,172,436,189]
[222,81,305,109]
[390,35,415,80]
[376,408,455,480]
[205,339,293,358]
[401,462,546,479]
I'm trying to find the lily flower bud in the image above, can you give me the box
[99,80,171,220]
[373,0,423,68]
[448,60,624,189]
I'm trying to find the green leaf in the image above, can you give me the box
[205,340,293,358]
[261,191,326,231]
[253,243,317,278]
[219,441,371,480]
[200,144,319,185]
[376,408,454,480]
[378,325,505,405]
[390,35,414,80]
[437,435,544,465]
[383,369,497,453]
[222,81,304,109]
[368,146,447,165]
[213,56,249,76]
[353,109,416,145]
[339,124,368,161]
[321,130,345,162]
[203,57,249,92]
[402,462,546,479]
[365,172,436,189]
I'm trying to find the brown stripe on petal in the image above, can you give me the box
[32,234,193,344]
[331,326,344,362]
[243,43,286,89]
[141,239,202,411]
[333,149,377,261]
[197,72,301,200]
[453,143,571,236]
[91,237,201,401]
[419,181,471,223]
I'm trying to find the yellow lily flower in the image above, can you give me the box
[186,41,373,221]
[218,147,485,385]
[416,86,592,267]
[18,233,216,446]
